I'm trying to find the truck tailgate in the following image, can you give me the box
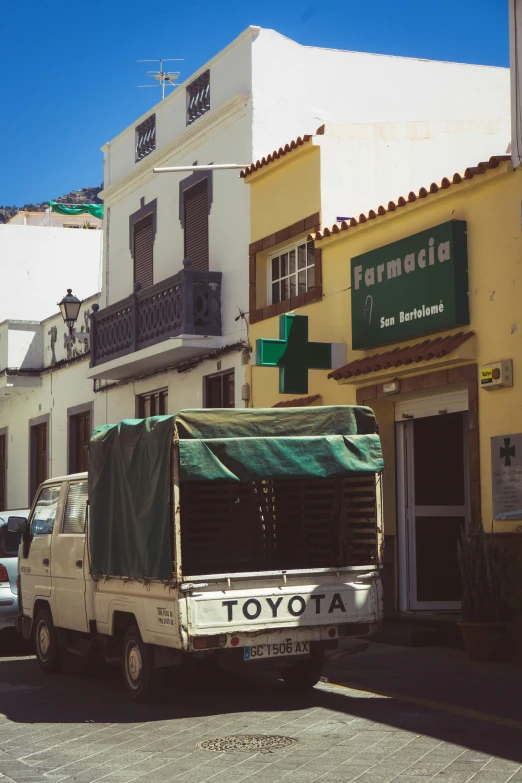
[186,571,381,634]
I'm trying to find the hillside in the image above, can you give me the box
[0,186,102,223]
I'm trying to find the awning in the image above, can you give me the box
[329,331,474,382]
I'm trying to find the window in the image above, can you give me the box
[269,240,315,305]
[186,70,210,125]
[204,370,234,408]
[184,180,209,271]
[69,409,91,474]
[135,114,156,162]
[62,481,88,534]
[0,433,5,511]
[31,485,60,536]
[133,213,154,289]
[137,389,168,418]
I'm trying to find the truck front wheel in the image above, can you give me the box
[34,607,62,674]
[280,659,323,690]
[122,626,158,703]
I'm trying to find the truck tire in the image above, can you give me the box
[280,659,323,690]
[122,626,159,703]
[34,607,62,674]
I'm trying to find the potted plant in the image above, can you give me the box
[457,524,504,662]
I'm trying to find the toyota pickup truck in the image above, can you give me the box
[12,406,383,702]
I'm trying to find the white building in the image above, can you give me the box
[0,223,102,322]
[0,296,98,510]
[89,25,510,427]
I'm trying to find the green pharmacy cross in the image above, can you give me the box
[500,438,516,467]
[256,314,332,395]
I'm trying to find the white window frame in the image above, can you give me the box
[267,240,315,305]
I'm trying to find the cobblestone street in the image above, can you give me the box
[0,641,520,783]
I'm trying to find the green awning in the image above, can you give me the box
[49,201,103,220]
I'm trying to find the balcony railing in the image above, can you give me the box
[90,260,222,367]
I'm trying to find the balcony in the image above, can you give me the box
[88,261,222,381]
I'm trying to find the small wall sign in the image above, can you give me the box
[351,220,469,350]
[491,433,522,520]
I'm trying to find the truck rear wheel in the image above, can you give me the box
[122,626,158,703]
[34,607,62,674]
[280,659,323,690]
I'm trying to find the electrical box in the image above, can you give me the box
[480,360,513,390]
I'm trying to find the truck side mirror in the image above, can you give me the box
[8,516,28,534]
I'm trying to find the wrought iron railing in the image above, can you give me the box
[90,260,221,367]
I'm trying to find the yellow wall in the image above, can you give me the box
[249,144,321,242]
[248,158,522,535]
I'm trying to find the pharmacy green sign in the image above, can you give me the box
[351,220,469,350]
[256,314,332,395]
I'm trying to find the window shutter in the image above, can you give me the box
[184,179,209,271]
[133,213,154,288]
[63,481,88,534]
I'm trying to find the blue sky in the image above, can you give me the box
[0,0,508,207]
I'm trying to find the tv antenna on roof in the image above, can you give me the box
[137,58,184,100]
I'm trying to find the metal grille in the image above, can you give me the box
[134,214,154,289]
[187,70,210,125]
[197,735,297,753]
[184,180,209,271]
[180,475,379,576]
[135,114,156,162]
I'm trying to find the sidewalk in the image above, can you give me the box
[324,638,522,727]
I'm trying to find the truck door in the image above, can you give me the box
[52,479,89,632]
[20,484,63,619]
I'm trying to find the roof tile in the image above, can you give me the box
[241,125,326,179]
[311,156,511,241]
[328,332,475,381]
[272,394,321,408]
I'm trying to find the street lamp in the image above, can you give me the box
[58,289,82,332]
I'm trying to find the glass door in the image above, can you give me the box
[397,411,468,611]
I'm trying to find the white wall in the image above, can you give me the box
[0,226,103,322]
[0,359,94,509]
[317,120,511,227]
[96,351,245,428]
[251,29,510,161]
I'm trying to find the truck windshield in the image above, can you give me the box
[180,475,379,576]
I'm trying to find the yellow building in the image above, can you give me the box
[244,133,521,615]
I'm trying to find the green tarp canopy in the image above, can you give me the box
[49,201,103,220]
[88,407,383,579]
[174,407,383,481]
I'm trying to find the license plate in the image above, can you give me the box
[244,640,309,660]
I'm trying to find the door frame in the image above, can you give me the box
[397,412,469,611]
[355,364,481,615]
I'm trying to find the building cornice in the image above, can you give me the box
[100,93,250,204]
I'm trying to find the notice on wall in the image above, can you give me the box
[491,433,522,520]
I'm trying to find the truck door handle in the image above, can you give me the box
[43,558,49,566]
[76,560,83,568]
